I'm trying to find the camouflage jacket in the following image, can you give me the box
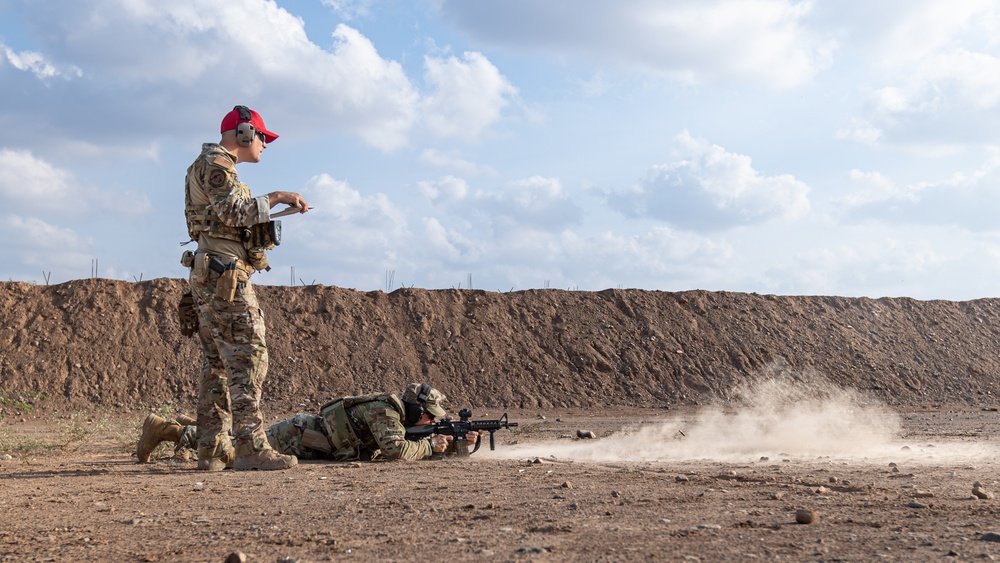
[266,393,434,462]
[184,143,270,261]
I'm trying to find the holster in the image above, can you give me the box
[206,257,252,303]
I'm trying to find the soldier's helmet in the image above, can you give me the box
[402,383,447,418]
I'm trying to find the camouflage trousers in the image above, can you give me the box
[266,414,328,460]
[189,268,270,456]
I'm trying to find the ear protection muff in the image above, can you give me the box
[404,383,432,424]
[233,105,256,147]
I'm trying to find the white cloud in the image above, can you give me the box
[422,51,518,140]
[417,175,470,206]
[606,131,811,231]
[3,1,526,151]
[0,148,153,217]
[418,217,485,264]
[418,149,497,176]
[417,175,582,232]
[5,1,420,150]
[0,215,92,268]
[0,149,85,213]
[837,150,1000,232]
[836,1,1000,147]
[772,236,948,297]
[440,0,836,88]
[834,118,884,147]
[3,44,82,80]
[321,0,374,21]
[475,176,581,231]
[296,173,411,264]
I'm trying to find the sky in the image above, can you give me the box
[2,0,1000,300]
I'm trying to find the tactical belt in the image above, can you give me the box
[207,256,254,276]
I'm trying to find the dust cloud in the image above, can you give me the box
[491,373,998,465]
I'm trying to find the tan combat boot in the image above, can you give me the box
[175,413,197,426]
[136,414,184,463]
[197,442,235,471]
[233,445,298,471]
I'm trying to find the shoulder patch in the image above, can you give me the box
[212,155,234,169]
[207,166,229,189]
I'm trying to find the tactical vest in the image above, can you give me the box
[318,393,405,453]
[184,145,250,244]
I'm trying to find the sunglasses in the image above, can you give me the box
[255,131,267,144]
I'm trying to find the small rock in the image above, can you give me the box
[225,552,247,563]
[980,532,1000,542]
[0,454,12,461]
[795,510,815,524]
[611,490,621,498]
[560,481,573,489]
[675,475,690,482]
[576,430,596,439]
[769,492,783,500]
[906,501,927,509]
[913,491,935,498]
[972,482,994,500]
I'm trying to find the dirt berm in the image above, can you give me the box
[1,278,998,414]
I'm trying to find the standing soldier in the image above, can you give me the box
[182,105,309,471]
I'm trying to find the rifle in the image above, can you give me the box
[406,408,518,456]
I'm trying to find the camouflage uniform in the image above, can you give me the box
[173,388,445,462]
[267,392,437,461]
[184,142,273,459]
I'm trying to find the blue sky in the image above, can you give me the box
[2,0,1000,299]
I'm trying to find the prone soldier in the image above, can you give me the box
[138,383,479,464]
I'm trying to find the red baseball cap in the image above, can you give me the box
[220,105,279,143]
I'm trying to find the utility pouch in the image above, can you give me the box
[245,220,281,249]
[193,253,211,285]
[180,250,195,269]
[247,247,270,272]
[178,291,198,337]
[300,428,333,453]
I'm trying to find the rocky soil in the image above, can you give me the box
[2,279,1000,562]
[2,278,1000,414]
